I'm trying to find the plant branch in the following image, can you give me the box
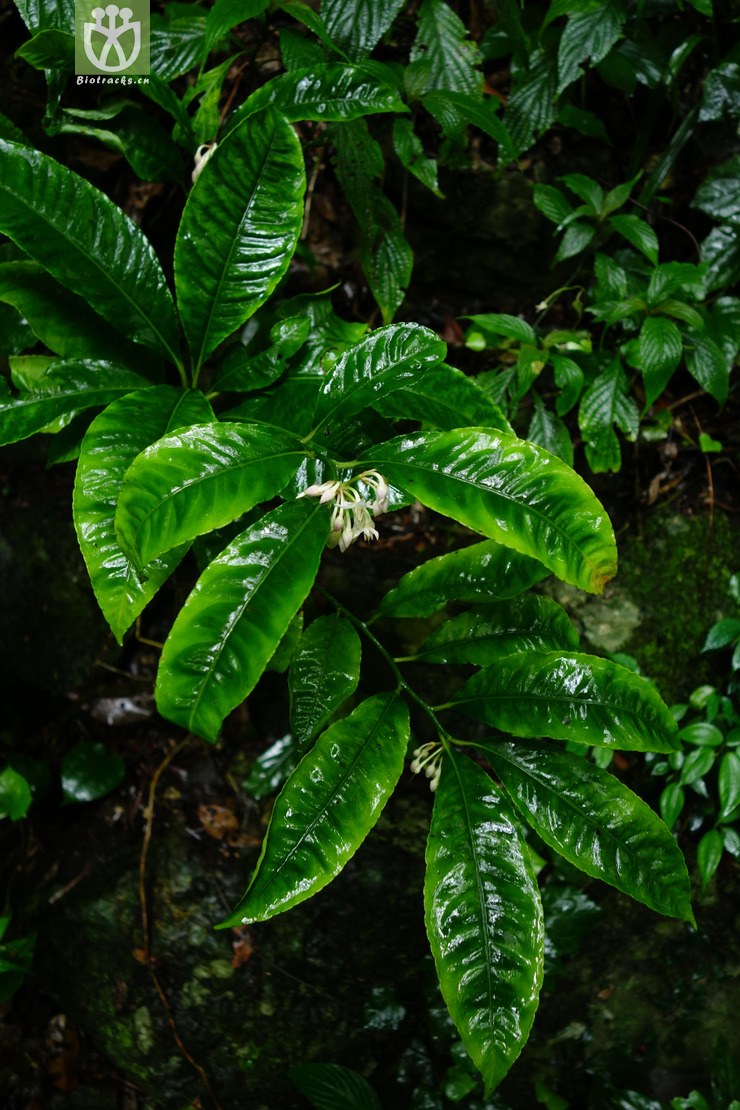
[317,587,451,741]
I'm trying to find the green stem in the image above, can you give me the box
[317,587,451,742]
[175,359,189,390]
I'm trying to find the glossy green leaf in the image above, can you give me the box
[360,195,413,325]
[290,1063,381,1110]
[706,298,740,369]
[453,652,680,752]
[555,221,596,262]
[280,26,325,71]
[73,387,213,643]
[379,540,548,618]
[243,733,299,801]
[654,298,704,330]
[425,749,543,1094]
[392,118,442,197]
[142,77,195,146]
[702,618,740,652]
[527,394,574,465]
[551,354,585,415]
[376,363,511,433]
[311,324,445,433]
[0,303,33,359]
[685,333,729,405]
[116,422,310,567]
[9,354,56,392]
[679,722,724,747]
[505,49,558,154]
[278,0,344,55]
[579,357,639,474]
[692,155,740,222]
[13,0,74,33]
[638,316,683,406]
[175,109,305,372]
[410,0,482,96]
[557,1,626,95]
[225,377,321,436]
[423,91,517,162]
[220,692,409,922]
[479,737,693,923]
[289,614,361,751]
[59,105,183,185]
[361,428,617,594]
[660,783,684,829]
[225,64,407,134]
[0,261,159,373]
[719,752,740,820]
[680,748,715,788]
[601,177,638,217]
[61,742,125,803]
[697,829,723,887]
[330,117,411,326]
[646,262,706,305]
[0,361,148,446]
[322,0,404,60]
[205,0,269,54]
[150,10,207,81]
[266,610,304,673]
[0,767,32,821]
[215,316,310,393]
[609,214,659,264]
[533,184,573,227]
[413,596,578,666]
[156,499,330,742]
[0,140,180,365]
[465,312,535,345]
[15,27,74,69]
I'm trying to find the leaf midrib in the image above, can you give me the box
[294,614,351,744]
[446,754,499,1059]
[315,336,433,428]
[185,502,325,730]
[193,124,281,372]
[247,695,400,910]
[364,438,612,589]
[481,742,664,881]
[417,629,559,661]
[126,438,306,560]
[455,682,660,733]
[114,390,202,633]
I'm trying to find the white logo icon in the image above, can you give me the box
[84,4,141,72]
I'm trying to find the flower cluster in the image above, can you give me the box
[298,470,389,553]
[410,742,443,792]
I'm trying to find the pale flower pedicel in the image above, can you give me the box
[410,742,443,792]
[298,470,390,553]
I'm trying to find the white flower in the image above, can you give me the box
[297,471,390,553]
[192,142,217,184]
[410,742,443,792]
[358,470,390,515]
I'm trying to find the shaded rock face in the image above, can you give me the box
[543,508,739,703]
[0,455,108,701]
[32,796,740,1109]
[34,794,433,1109]
[404,168,554,312]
